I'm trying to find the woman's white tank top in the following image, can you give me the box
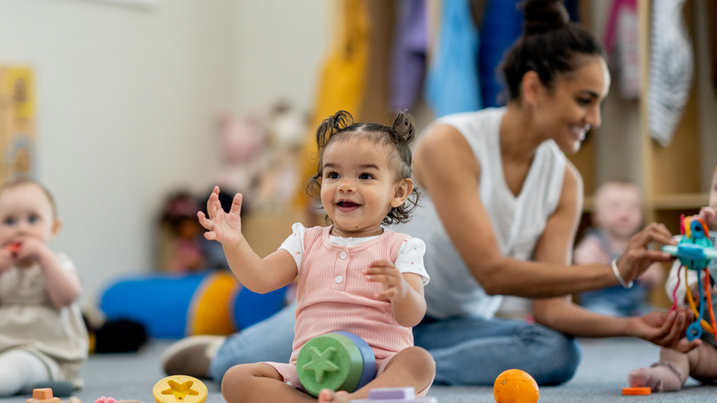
[397,107,567,319]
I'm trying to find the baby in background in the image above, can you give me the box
[628,163,717,392]
[574,180,664,316]
[200,110,435,403]
[0,177,88,396]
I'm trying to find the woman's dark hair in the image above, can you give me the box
[499,0,605,101]
[306,110,419,225]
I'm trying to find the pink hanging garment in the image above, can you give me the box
[604,0,640,99]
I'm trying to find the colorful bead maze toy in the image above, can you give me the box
[661,215,717,341]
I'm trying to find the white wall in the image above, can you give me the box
[231,0,330,113]
[0,0,329,306]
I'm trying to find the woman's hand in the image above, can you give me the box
[616,223,675,284]
[629,307,701,353]
[197,186,245,247]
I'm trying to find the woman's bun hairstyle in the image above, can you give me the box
[498,0,604,102]
[521,0,569,35]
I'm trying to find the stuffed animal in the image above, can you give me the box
[214,109,266,213]
[255,101,307,210]
[158,192,205,274]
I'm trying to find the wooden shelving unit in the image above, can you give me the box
[569,0,717,307]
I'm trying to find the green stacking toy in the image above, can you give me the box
[296,332,371,397]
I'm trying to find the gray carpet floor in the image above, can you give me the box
[1,337,715,403]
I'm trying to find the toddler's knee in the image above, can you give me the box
[397,347,436,391]
[221,365,250,403]
[413,347,436,380]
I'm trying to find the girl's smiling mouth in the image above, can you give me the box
[337,200,360,212]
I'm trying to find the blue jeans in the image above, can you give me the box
[209,303,581,386]
[579,283,650,317]
[209,301,297,383]
[413,316,580,385]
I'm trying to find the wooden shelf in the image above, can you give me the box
[580,193,708,214]
[582,195,594,213]
[652,193,709,210]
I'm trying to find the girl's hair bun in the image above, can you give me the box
[389,110,416,147]
[520,0,569,36]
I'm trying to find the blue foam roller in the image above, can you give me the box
[232,286,288,330]
[99,273,205,339]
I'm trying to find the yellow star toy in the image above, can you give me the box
[153,375,208,403]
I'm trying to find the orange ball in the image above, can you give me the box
[493,369,540,403]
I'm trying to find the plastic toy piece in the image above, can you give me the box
[296,332,376,397]
[94,398,144,403]
[27,389,60,403]
[352,387,437,402]
[334,331,377,389]
[153,375,207,403]
[6,241,21,257]
[31,382,74,398]
[94,400,143,403]
[662,244,717,262]
[622,387,651,395]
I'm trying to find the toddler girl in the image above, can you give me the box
[199,110,435,403]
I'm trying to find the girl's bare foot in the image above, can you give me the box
[317,389,350,403]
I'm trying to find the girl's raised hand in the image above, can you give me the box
[365,259,408,302]
[197,186,245,247]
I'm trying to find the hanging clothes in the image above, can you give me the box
[476,0,580,107]
[425,0,482,118]
[477,0,522,108]
[293,0,371,208]
[389,0,428,112]
[604,0,640,99]
[648,0,693,147]
[359,0,395,123]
